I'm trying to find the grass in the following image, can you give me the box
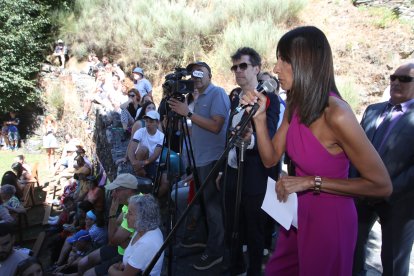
[54,0,306,98]
[0,148,50,185]
[337,77,361,113]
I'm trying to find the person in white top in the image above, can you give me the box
[128,110,164,178]
[108,194,164,276]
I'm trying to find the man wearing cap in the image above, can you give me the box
[78,173,138,276]
[125,110,164,179]
[132,67,153,99]
[168,61,230,270]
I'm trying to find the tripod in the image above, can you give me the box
[152,109,200,276]
[142,103,260,276]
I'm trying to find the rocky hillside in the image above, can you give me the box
[298,0,413,113]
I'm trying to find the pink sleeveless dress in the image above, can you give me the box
[265,96,357,276]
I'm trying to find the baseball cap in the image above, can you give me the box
[67,229,91,244]
[57,39,64,44]
[105,173,138,191]
[132,67,144,76]
[186,61,211,74]
[143,110,160,121]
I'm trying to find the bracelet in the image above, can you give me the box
[313,176,322,195]
[108,215,117,219]
[187,111,193,118]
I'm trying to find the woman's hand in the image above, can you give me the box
[239,89,268,120]
[276,176,314,202]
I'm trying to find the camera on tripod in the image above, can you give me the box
[162,67,195,102]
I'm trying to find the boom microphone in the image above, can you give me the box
[235,79,278,113]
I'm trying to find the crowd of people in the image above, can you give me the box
[0,25,413,276]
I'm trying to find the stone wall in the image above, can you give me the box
[41,68,129,182]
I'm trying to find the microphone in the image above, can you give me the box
[235,79,278,113]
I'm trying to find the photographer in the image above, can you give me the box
[168,61,230,270]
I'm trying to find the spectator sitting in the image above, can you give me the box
[132,67,153,99]
[48,197,76,230]
[15,256,44,276]
[136,94,153,117]
[14,155,31,175]
[53,230,92,274]
[131,101,157,135]
[128,110,164,178]
[80,70,112,121]
[52,39,68,69]
[108,194,164,276]
[0,184,25,214]
[1,169,19,199]
[120,88,142,134]
[0,201,14,224]
[6,111,20,151]
[56,210,106,268]
[82,176,105,213]
[0,223,29,275]
[77,173,139,276]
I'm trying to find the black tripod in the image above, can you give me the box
[142,103,260,276]
[152,109,200,276]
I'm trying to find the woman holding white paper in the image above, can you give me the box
[241,26,391,276]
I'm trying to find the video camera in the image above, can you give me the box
[162,67,194,102]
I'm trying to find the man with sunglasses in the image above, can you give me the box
[352,62,414,276]
[168,61,230,271]
[225,47,280,276]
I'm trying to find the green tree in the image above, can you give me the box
[0,0,52,111]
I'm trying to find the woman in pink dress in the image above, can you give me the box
[241,26,392,276]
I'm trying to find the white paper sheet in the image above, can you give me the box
[261,177,298,230]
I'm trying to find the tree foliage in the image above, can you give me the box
[0,0,52,111]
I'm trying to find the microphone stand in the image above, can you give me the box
[142,103,261,276]
[230,138,247,275]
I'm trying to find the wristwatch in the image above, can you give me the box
[187,111,193,118]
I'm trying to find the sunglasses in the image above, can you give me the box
[128,94,135,97]
[231,62,252,72]
[390,75,414,83]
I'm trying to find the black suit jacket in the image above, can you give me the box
[230,93,281,196]
[355,101,414,206]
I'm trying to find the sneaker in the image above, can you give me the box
[193,254,223,270]
[180,237,206,248]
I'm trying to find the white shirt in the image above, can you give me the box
[123,228,164,276]
[133,128,164,161]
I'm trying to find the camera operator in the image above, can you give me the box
[168,61,230,270]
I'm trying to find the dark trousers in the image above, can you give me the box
[185,161,224,257]
[353,198,414,276]
[225,166,267,276]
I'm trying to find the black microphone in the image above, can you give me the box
[235,79,278,113]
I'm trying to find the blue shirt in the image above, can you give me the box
[134,79,152,98]
[192,83,230,167]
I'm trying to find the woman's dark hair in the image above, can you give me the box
[277,26,340,126]
[229,87,242,99]
[93,210,105,227]
[136,101,155,121]
[15,256,43,276]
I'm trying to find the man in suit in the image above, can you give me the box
[224,47,280,275]
[353,61,414,276]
